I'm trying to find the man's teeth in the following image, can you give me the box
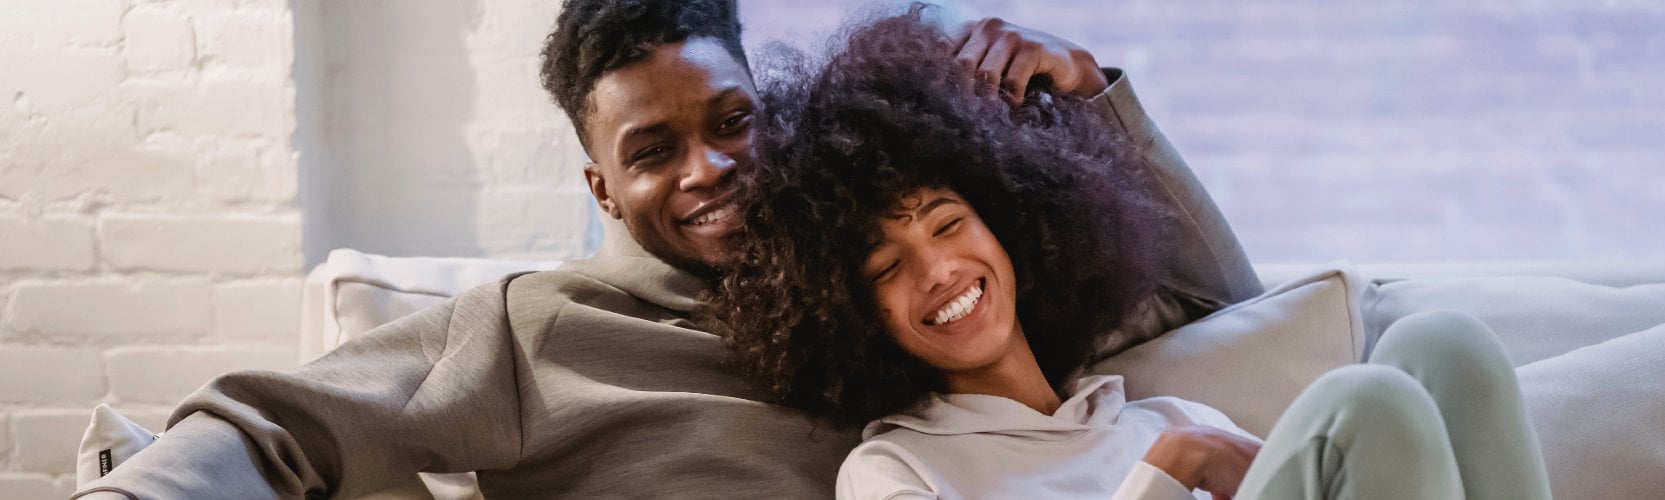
[930,282,983,326]
[690,205,735,226]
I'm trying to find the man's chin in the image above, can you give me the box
[650,240,736,280]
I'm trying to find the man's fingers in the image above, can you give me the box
[977,31,1018,88]
[954,29,993,75]
[1003,49,1043,102]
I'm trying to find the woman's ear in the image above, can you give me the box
[584,162,623,219]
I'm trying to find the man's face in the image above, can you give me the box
[581,37,755,275]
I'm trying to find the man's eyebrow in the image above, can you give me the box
[613,123,672,159]
[708,85,745,108]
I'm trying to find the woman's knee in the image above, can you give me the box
[1373,310,1515,386]
[1300,365,1447,442]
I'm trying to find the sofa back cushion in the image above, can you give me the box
[1087,263,1368,437]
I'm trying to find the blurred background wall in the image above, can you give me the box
[747,0,1665,263]
[1,1,301,495]
[1,0,1661,495]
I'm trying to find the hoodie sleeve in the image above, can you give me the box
[1112,461,1200,500]
[837,442,939,500]
[72,279,526,499]
[1085,68,1264,359]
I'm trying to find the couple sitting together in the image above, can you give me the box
[76,1,1551,499]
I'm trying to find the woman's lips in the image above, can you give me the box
[924,278,985,326]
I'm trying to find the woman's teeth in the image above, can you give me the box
[929,281,983,326]
[689,205,735,226]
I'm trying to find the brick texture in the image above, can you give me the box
[7,279,214,340]
[99,213,302,274]
[0,216,96,272]
[105,346,296,405]
[9,410,91,475]
[212,279,303,340]
[0,346,106,405]
[0,0,302,493]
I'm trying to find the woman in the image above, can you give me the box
[705,7,1551,499]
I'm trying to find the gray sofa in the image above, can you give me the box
[300,250,1665,499]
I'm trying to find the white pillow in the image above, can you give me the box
[302,249,560,362]
[1518,323,1665,500]
[76,404,160,488]
[1087,263,1368,437]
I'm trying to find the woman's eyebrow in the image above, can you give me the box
[885,196,962,225]
[912,197,962,220]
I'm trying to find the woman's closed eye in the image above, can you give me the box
[868,259,900,284]
[934,217,963,237]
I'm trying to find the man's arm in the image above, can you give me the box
[951,18,1263,356]
[1086,68,1263,354]
[75,280,526,499]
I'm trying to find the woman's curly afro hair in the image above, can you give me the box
[701,5,1165,427]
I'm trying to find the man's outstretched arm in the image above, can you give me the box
[75,280,526,499]
[952,17,1263,354]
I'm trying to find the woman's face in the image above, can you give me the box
[863,187,1023,373]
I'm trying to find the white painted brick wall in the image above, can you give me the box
[99,214,302,274]
[10,410,91,475]
[105,346,295,405]
[0,0,302,494]
[0,217,96,272]
[8,279,215,340]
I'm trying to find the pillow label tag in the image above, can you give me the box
[99,449,113,477]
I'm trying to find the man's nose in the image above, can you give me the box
[680,145,736,191]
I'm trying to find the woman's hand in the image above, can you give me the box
[1143,425,1262,499]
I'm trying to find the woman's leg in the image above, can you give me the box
[1367,310,1552,500]
[1236,364,1464,500]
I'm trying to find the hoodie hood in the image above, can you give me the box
[862,375,1130,440]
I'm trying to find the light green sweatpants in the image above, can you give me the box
[1237,310,1552,500]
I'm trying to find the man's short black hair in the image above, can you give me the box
[541,0,749,150]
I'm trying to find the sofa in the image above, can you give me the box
[290,248,1665,499]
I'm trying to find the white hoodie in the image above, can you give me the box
[836,374,1259,500]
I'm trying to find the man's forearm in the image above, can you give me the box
[1088,68,1262,355]
[73,279,526,498]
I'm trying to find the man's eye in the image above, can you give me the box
[934,217,963,237]
[717,112,751,134]
[633,145,672,163]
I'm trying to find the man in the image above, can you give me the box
[76,0,1259,497]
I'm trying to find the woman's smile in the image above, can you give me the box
[923,277,986,327]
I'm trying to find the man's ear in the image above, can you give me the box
[584,162,623,219]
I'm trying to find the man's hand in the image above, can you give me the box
[1143,425,1262,499]
[950,17,1111,103]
